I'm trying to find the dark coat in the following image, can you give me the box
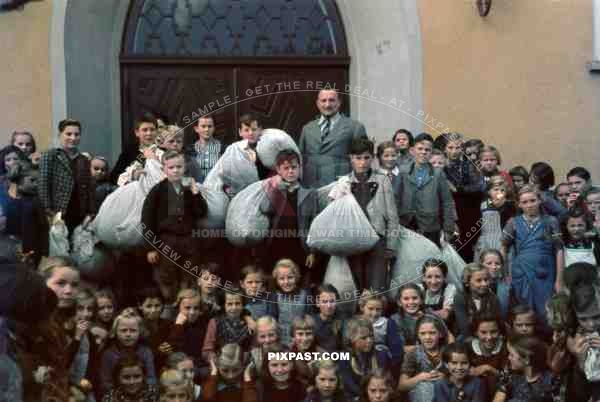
[259,177,320,251]
[395,161,456,233]
[39,148,95,216]
[141,179,208,251]
[298,114,367,187]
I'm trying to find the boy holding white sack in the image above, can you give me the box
[204,113,271,198]
[328,137,399,293]
[259,149,321,284]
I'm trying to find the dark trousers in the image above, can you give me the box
[347,238,388,294]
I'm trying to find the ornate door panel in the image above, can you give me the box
[237,67,348,141]
[121,65,236,149]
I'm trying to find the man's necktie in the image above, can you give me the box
[320,116,330,142]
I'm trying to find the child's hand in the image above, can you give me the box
[175,312,187,325]
[143,147,158,160]
[190,178,200,195]
[245,317,257,334]
[209,355,218,376]
[133,167,146,180]
[74,320,90,341]
[567,192,579,208]
[244,360,255,382]
[305,253,316,269]
[418,370,443,382]
[158,342,173,354]
[33,366,53,384]
[147,250,160,264]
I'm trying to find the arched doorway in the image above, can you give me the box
[120,0,350,149]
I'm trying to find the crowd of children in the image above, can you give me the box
[2,107,600,402]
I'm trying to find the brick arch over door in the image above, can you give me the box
[120,0,351,149]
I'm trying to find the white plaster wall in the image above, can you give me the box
[337,0,423,143]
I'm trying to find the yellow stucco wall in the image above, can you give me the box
[419,0,600,180]
[0,1,52,150]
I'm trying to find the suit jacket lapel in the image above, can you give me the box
[321,116,350,147]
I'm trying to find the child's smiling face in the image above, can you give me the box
[417,322,440,351]
[469,270,490,297]
[399,289,422,316]
[476,321,500,353]
[293,328,315,351]
[423,266,445,293]
[379,147,397,170]
[567,216,587,241]
[447,352,470,382]
[276,267,297,293]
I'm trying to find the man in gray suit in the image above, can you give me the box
[298,89,367,188]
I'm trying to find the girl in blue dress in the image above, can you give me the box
[501,184,564,327]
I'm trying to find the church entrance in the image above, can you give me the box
[120,0,350,148]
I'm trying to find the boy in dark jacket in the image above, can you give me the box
[395,132,457,247]
[141,150,208,305]
[259,149,321,281]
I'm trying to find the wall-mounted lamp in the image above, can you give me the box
[477,0,492,17]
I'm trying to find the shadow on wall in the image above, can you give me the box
[0,0,42,11]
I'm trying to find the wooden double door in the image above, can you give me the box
[121,64,349,150]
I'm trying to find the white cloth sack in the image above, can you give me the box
[204,142,258,196]
[316,182,336,210]
[585,345,600,381]
[307,194,379,256]
[72,222,115,282]
[256,128,301,169]
[440,242,466,292]
[323,256,357,317]
[49,212,70,256]
[389,227,440,298]
[225,180,269,247]
[198,187,230,230]
[94,158,164,249]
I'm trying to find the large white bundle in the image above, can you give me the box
[307,195,379,256]
[94,158,164,249]
[225,180,269,247]
[198,187,229,230]
[256,128,301,169]
[204,143,258,196]
[440,242,466,292]
[323,256,357,317]
[389,227,440,298]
